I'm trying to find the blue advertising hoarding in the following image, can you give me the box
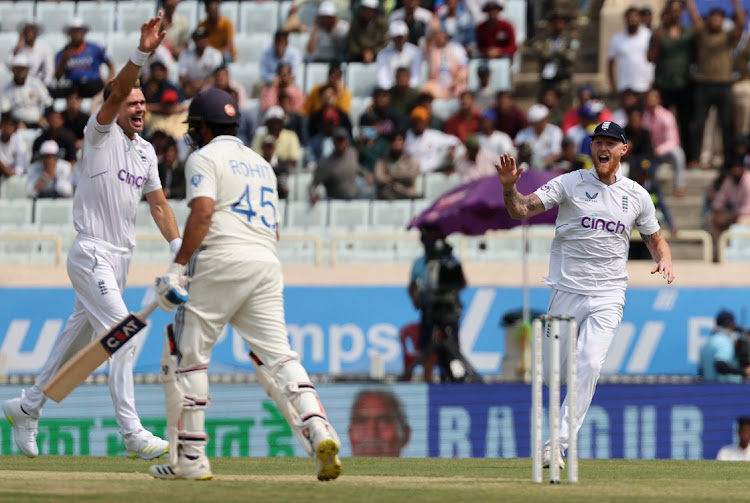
[0,286,748,376]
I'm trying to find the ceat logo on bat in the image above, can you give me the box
[100,316,147,355]
[224,104,236,117]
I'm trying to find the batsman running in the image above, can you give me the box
[150,88,342,481]
[496,121,675,469]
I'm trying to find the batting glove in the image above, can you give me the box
[155,262,189,312]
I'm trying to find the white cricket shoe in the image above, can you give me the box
[123,429,169,460]
[150,454,213,481]
[308,420,342,481]
[542,444,565,470]
[2,392,39,457]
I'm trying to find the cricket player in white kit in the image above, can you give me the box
[150,88,342,481]
[3,14,179,459]
[496,121,675,469]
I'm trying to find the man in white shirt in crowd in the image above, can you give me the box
[3,12,180,461]
[0,113,27,179]
[376,20,423,90]
[607,6,654,96]
[6,19,54,86]
[1,54,53,129]
[717,417,750,461]
[477,108,516,158]
[497,120,674,470]
[405,105,462,173]
[178,27,223,98]
[25,140,73,198]
[514,104,563,170]
[306,1,350,63]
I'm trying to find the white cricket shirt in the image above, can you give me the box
[716,444,750,461]
[185,136,279,263]
[73,113,161,249]
[534,168,660,296]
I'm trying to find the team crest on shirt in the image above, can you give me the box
[585,191,598,201]
[137,149,147,164]
[622,195,629,212]
[191,174,203,187]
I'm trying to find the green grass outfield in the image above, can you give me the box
[0,456,746,503]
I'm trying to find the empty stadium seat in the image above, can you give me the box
[431,99,459,122]
[36,2,76,34]
[463,232,524,262]
[348,96,371,125]
[76,2,117,33]
[219,1,239,27]
[423,173,462,200]
[168,200,191,230]
[371,200,413,230]
[346,62,378,98]
[34,199,74,227]
[0,1,35,33]
[176,0,200,29]
[284,200,327,230]
[0,175,28,200]
[228,64,260,96]
[238,1,280,35]
[304,62,331,94]
[505,0,527,45]
[131,236,173,264]
[136,201,159,231]
[288,171,313,201]
[0,32,17,64]
[234,33,268,64]
[723,225,750,262]
[277,233,321,265]
[328,200,371,230]
[467,58,513,92]
[116,1,158,32]
[0,199,33,226]
[107,32,135,69]
[0,235,61,265]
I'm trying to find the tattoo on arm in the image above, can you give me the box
[642,230,665,261]
[503,188,542,219]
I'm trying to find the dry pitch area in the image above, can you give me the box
[0,456,746,503]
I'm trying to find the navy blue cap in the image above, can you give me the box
[590,121,627,144]
[716,309,735,328]
[187,88,240,125]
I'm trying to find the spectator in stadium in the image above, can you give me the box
[373,130,421,200]
[62,89,90,151]
[376,20,423,90]
[549,136,586,173]
[279,92,307,146]
[310,127,364,202]
[639,6,654,29]
[357,113,389,174]
[251,106,301,170]
[178,27,223,99]
[607,6,653,97]
[540,88,564,127]
[643,88,687,197]
[208,65,247,108]
[157,138,186,200]
[32,108,77,167]
[363,87,404,137]
[405,106,462,173]
[142,61,187,139]
[434,0,477,57]
[302,63,351,117]
[52,18,114,99]
[347,0,389,63]
[140,43,176,82]
[260,134,292,200]
[610,88,640,127]
[348,389,411,457]
[492,90,527,140]
[732,32,750,137]
[709,156,750,261]
[699,310,750,382]
[560,84,613,134]
[198,0,236,63]
[647,0,694,159]
[306,1,350,63]
[0,114,27,178]
[160,0,191,58]
[444,90,481,142]
[414,92,445,130]
[472,62,495,109]
[475,0,517,60]
[514,104,562,170]
[26,140,73,199]
[686,0,745,169]
[565,100,603,159]
[258,31,303,97]
[716,416,750,461]
[1,54,52,129]
[422,24,469,100]
[389,0,432,47]
[388,66,421,117]
[308,88,353,139]
[531,8,579,111]
[260,63,304,115]
[454,134,496,182]
[307,106,345,167]
[628,160,677,261]
[477,108,516,158]
[6,18,54,86]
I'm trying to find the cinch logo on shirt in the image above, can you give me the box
[581,215,626,234]
[118,169,145,188]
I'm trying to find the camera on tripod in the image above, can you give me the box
[423,237,465,326]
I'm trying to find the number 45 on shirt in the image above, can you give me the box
[231,184,277,230]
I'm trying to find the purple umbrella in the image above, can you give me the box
[408,171,561,236]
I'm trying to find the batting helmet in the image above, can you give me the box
[187,88,240,125]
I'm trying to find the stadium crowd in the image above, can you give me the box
[1,0,750,258]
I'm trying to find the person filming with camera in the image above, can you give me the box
[699,309,750,382]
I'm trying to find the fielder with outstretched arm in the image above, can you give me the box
[3,13,180,460]
[495,121,675,469]
[151,88,342,481]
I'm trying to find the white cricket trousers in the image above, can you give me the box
[22,235,144,435]
[543,288,625,453]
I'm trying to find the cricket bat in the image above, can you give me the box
[43,301,159,403]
